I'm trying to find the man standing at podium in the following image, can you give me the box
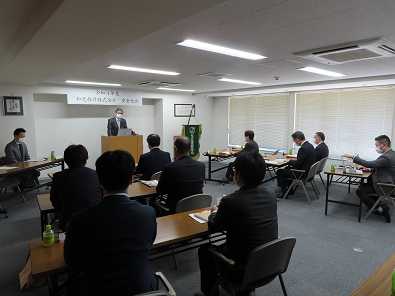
[107,108,132,136]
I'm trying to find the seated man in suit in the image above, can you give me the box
[4,128,40,190]
[314,132,329,162]
[134,134,171,180]
[107,108,134,136]
[195,152,278,296]
[224,130,259,182]
[156,136,205,214]
[342,135,395,223]
[50,144,102,231]
[276,131,315,198]
[64,150,157,296]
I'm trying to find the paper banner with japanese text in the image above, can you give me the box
[67,87,142,106]
[182,124,202,160]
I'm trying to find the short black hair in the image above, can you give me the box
[13,128,26,137]
[316,132,325,141]
[291,131,305,141]
[64,144,88,169]
[375,135,391,148]
[96,150,135,191]
[147,134,160,147]
[175,136,191,154]
[115,108,123,113]
[245,130,254,140]
[234,152,265,187]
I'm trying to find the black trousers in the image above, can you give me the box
[198,244,252,296]
[356,176,381,210]
[276,167,306,193]
[225,162,235,180]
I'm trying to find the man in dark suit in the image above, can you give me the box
[156,136,205,214]
[64,150,157,296]
[276,131,316,198]
[224,130,259,182]
[342,135,395,223]
[314,132,329,162]
[4,128,40,190]
[107,108,132,136]
[50,144,102,231]
[134,134,171,180]
[195,152,278,296]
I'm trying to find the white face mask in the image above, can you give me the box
[116,113,122,119]
[375,144,384,154]
[18,137,25,143]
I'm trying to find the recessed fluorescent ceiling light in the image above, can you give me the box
[108,65,180,76]
[218,78,261,85]
[66,80,121,86]
[157,87,196,92]
[177,39,266,60]
[298,67,346,77]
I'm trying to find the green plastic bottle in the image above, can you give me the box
[43,225,54,247]
[213,147,217,154]
[241,145,244,149]
[331,163,335,172]
[289,148,292,155]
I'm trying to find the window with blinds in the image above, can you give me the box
[229,94,289,150]
[295,88,395,160]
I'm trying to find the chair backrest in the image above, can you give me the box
[0,157,7,166]
[151,171,162,180]
[176,194,212,214]
[316,157,328,174]
[241,237,296,288]
[306,161,321,181]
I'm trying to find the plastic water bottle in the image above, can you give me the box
[331,163,335,172]
[43,225,54,247]
[51,151,55,161]
[289,148,292,155]
[292,143,296,155]
[213,147,217,154]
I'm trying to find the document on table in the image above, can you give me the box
[0,167,18,170]
[189,210,211,224]
[25,158,46,162]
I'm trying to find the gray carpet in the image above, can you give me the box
[1,162,394,296]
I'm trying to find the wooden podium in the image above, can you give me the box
[101,135,143,162]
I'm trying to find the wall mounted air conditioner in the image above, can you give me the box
[293,38,395,65]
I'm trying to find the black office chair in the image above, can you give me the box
[209,237,296,296]
[135,272,176,296]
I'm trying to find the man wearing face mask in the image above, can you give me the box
[195,152,277,296]
[4,128,40,190]
[276,131,315,198]
[107,108,133,136]
[342,135,395,223]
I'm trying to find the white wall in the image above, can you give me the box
[212,96,229,150]
[143,92,214,161]
[0,84,37,158]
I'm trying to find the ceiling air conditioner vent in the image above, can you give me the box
[293,38,395,65]
[134,81,180,87]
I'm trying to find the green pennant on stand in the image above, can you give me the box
[182,124,202,160]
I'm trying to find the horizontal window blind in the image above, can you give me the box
[295,88,395,160]
[229,94,289,150]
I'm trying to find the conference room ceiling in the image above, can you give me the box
[1,0,395,96]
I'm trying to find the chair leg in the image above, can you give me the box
[301,182,311,204]
[319,173,327,190]
[34,179,39,192]
[283,180,296,199]
[16,186,26,203]
[311,180,320,198]
[364,196,383,220]
[278,274,288,296]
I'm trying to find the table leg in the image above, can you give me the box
[208,156,212,180]
[325,173,330,215]
[48,274,59,296]
[358,179,363,222]
[348,176,351,193]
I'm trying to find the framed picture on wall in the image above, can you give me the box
[2,96,24,115]
[174,104,195,117]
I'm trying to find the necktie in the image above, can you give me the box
[18,143,23,160]
[117,119,120,129]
